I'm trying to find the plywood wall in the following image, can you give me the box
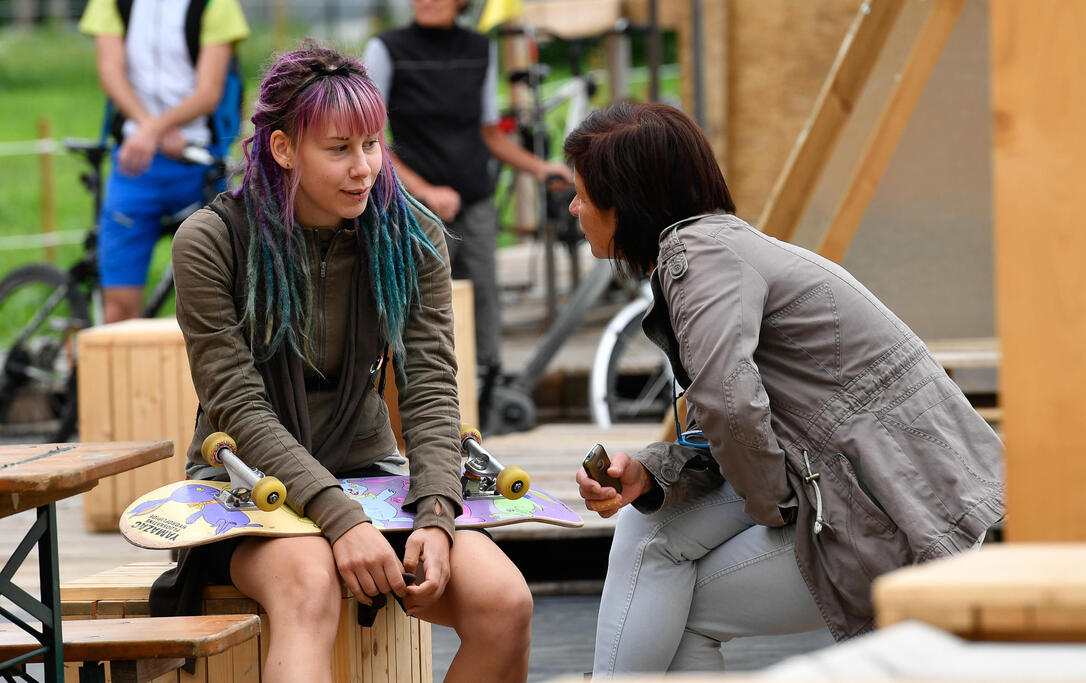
[990,0,1086,541]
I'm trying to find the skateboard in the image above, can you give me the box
[120,429,582,550]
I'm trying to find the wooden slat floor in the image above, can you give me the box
[482,421,662,540]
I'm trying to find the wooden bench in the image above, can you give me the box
[60,562,432,682]
[873,543,1086,642]
[0,614,258,683]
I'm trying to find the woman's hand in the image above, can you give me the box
[331,522,407,606]
[402,527,451,616]
[576,450,653,518]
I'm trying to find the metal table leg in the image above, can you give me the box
[0,504,64,682]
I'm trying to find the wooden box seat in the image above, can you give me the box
[60,562,432,682]
[0,614,259,683]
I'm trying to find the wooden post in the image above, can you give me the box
[817,0,964,262]
[38,117,56,264]
[757,0,904,241]
[991,1,1086,541]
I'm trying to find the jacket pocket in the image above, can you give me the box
[809,452,912,615]
[722,361,773,449]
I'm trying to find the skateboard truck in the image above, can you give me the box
[459,428,530,500]
[201,432,287,512]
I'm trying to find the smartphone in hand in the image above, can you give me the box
[582,443,623,493]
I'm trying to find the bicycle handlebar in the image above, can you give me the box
[61,137,225,168]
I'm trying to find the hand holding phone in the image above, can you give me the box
[581,443,626,513]
[582,443,623,492]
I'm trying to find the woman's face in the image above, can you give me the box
[413,0,461,28]
[570,172,617,259]
[274,119,383,228]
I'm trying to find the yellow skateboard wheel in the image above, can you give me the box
[252,476,286,512]
[460,426,483,443]
[201,432,237,466]
[496,466,530,500]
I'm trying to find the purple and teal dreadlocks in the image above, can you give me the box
[236,40,440,365]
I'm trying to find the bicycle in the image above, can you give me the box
[483,20,675,435]
[0,139,228,443]
[588,278,673,428]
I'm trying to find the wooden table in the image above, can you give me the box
[0,441,171,681]
[873,543,1086,642]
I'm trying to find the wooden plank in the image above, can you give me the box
[873,544,1086,639]
[130,344,168,513]
[451,280,478,430]
[206,649,233,683]
[758,0,904,241]
[703,0,728,171]
[420,615,432,683]
[816,0,964,262]
[0,441,171,509]
[232,636,260,683]
[395,603,410,683]
[160,336,187,493]
[991,0,1086,541]
[0,615,259,662]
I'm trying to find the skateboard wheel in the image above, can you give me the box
[496,466,530,500]
[252,476,286,512]
[201,432,237,466]
[459,426,483,446]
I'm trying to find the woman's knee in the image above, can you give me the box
[233,538,341,626]
[448,535,533,640]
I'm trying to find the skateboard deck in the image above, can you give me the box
[120,475,583,550]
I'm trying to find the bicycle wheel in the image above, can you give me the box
[589,287,673,428]
[0,263,90,442]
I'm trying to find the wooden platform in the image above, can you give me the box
[483,421,660,540]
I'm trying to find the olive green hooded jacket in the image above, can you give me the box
[171,192,462,544]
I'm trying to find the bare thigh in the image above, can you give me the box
[409,530,530,629]
[230,535,341,613]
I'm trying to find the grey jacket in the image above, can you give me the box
[633,213,1004,641]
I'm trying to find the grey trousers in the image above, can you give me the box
[593,480,828,677]
[446,198,502,370]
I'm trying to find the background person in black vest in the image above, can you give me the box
[363,0,573,417]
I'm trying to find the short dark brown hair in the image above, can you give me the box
[563,102,735,276]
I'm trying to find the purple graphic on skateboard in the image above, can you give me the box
[338,476,581,530]
[126,482,261,535]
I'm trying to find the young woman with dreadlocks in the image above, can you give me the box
[149,41,532,683]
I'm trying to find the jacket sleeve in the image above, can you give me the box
[395,208,464,543]
[172,209,369,543]
[630,442,725,513]
[658,228,794,527]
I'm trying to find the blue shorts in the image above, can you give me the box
[98,151,221,287]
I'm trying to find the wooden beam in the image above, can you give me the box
[757,0,904,241]
[816,0,964,262]
[990,0,1086,541]
[703,0,729,171]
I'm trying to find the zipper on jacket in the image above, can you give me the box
[314,229,339,371]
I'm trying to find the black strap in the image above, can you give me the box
[183,0,208,66]
[117,0,205,66]
[117,0,132,28]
